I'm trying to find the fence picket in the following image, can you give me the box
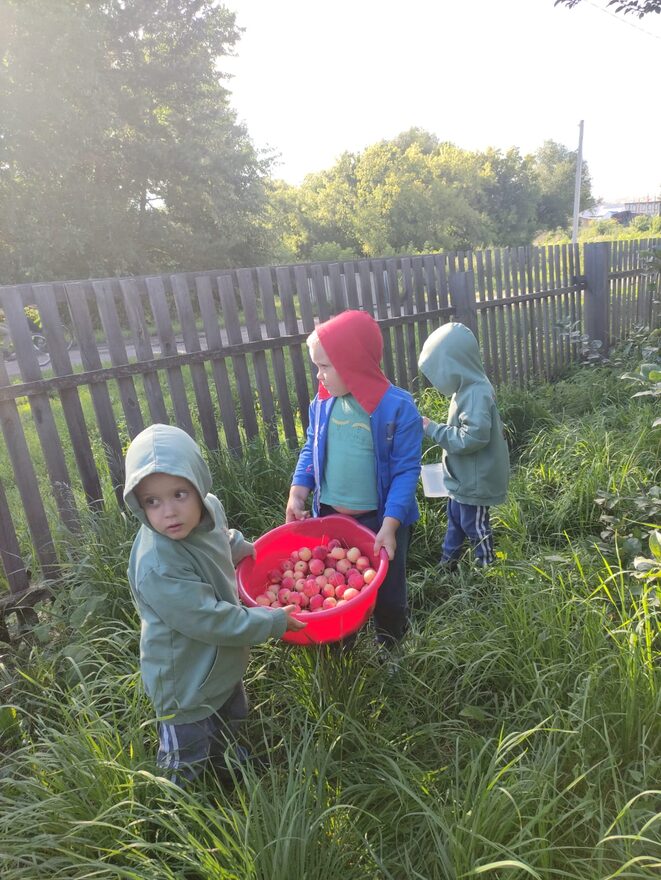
[195,276,242,453]
[171,274,219,451]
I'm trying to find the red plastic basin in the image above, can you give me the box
[236,514,389,645]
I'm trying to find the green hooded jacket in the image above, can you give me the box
[418,322,510,507]
[124,424,287,724]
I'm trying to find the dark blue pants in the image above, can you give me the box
[157,681,249,784]
[442,499,494,566]
[320,505,411,645]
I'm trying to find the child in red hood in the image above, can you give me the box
[286,310,423,648]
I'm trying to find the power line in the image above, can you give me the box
[585,1,661,40]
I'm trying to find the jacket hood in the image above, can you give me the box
[418,322,488,396]
[316,310,390,414]
[123,424,214,529]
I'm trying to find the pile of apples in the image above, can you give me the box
[253,538,377,613]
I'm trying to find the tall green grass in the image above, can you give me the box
[1,360,660,878]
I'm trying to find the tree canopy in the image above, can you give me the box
[267,130,594,263]
[0,0,272,283]
[554,0,660,16]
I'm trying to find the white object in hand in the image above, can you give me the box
[421,463,449,498]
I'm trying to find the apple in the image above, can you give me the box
[308,557,325,576]
[298,546,312,562]
[336,558,352,574]
[277,587,291,603]
[279,558,293,572]
[347,572,365,590]
[309,594,324,611]
[294,560,309,574]
[330,546,347,560]
[255,594,271,606]
[312,544,329,560]
[303,578,320,597]
[322,583,335,598]
[322,596,337,610]
[327,538,342,550]
[335,583,347,599]
[267,568,282,584]
[323,566,336,578]
[343,587,360,601]
[346,546,361,563]
[280,576,295,591]
[298,593,309,608]
[289,549,300,563]
[315,574,328,588]
[355,555,371,572]
[294,578,307,592]
[327,571,345,588]
[362,568,377,584]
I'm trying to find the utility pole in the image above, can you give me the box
[572,119,584,245]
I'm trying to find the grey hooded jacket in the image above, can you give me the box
[124,424,287,724]
[418,323,510,507]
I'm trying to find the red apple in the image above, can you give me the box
[280,576,295,591]
[322,596,337,610]
[336,558,352,574]
[267,568,282,584]
[327,571,345,588]
[355,555,371,572]
[308,558,325,576]
[322,583,335,598]
[294,560,309,574]
[330,546,347,560]
[309,594,324,611]
[255,594,271,606]
[312,544,329,560]
[347,572,365,590]
[327,538,342,550]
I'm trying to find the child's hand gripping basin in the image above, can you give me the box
[236,514,389,645]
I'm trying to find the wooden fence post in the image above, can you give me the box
[449,270,478,338]
[583,242,610,349]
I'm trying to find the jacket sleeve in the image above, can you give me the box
[291,398,318,489]
[228,530,254,567]
[136,566,288,647]
[424,392,493,455]
[383,401,423,523]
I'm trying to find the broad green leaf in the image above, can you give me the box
[649,530,661,560]
[459,705,491,721]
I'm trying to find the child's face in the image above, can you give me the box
[135,472,203,540]
[309,338,349,397]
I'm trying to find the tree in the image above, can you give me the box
[532,140,594,231]
[0,0,272,283]
[474,147,539,246]
[554,0,660,17]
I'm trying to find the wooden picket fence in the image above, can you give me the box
[0,238,659,627]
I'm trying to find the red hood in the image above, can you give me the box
[316,310,390,414]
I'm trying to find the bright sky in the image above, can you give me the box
[222,0,661,205]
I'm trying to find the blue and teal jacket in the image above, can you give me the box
[292,385,423,526]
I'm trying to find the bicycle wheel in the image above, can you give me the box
[33,334,51,368]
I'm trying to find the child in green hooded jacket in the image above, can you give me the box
[418,322,509,568]
[124,424,305,784]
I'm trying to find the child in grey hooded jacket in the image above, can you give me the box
[124,424,305,783]
[418,322,509,567]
